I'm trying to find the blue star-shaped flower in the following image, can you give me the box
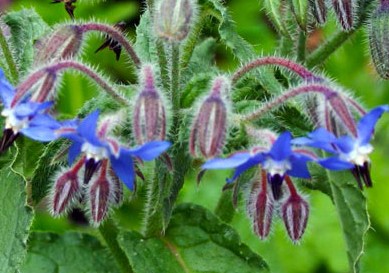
[202,131,313,199]
[293,105,389,188]
[0,70,58,152]
[56,110,170,190]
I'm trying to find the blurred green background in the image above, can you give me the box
[8,0,389,272]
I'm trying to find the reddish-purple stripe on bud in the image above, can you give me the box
[327,94,357,137]
[133,65,167,145]
[88,160,113,225]
[51,158,84,216]
[34,25,83,65]
[189,77,229,158]
[281,176,309,243]
[332,0,355,31]
[310,0,327,25]
[247,170,274,240]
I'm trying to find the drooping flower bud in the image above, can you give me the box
[133,64,167,145]
[247,170,274,240]
[34,25,83,65]
[331,0,355,31]
[189,76,229,158]
[50,158,84,216]
[88,160,113,225]
[95,22,127,61]
[310,0,327,25]
[281,176,309,243]
[369,2,389,79]
[154,0,195,42]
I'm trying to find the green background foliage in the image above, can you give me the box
[6,0,389,272]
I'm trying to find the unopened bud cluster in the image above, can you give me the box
[247,171,309,243]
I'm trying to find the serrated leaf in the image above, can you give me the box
[3,9,49,75]
[120,203,269,273]
[21,232,120,273]
[134,11,159,64]
[201,0,283,94]
[328,171,369,273]
[0,169,33,273]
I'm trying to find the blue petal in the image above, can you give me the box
[335,136,355,153]
[357,105,389,145]
[287,156,311,179]
[13,101,53,117]
[292,128,337,153]
[227,154,264,182]
[21,126,57,142]
[110,151,135,191]
[77,110,102,146]
[0,71,15,108]
[202,152,252,170]
[319,157,354,170]
[68,142,82,165]
[269,131,292,161]
[29,114,61,128]
[130,141,171,161]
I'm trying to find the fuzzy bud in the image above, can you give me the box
[50,162,83,216]
[133,64,167,145]
[189,76,229,158]
[247,170,274,240]
[369,2,389,79]
[281,190,309,243]
[88,160,113,225]
[310,0,327,25]
[332,0,355,31]
[289,0,309,30]
[154,0,195,42]
[34,25,83,65]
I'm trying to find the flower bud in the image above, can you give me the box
[34,25,83,65]
[88,160,113,225]
[50,161,83,216]
[95,22,126,61]
[369,2,389,79]
[332,0,355,31]
[327,93,357,136]
[310,0,327,25]
[189,76,229,158]
[281,191,309,243]
[133,64,167,145]
[247,170,274,240]
[154,0,195,42]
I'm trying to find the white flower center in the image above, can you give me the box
[341,143,373,166]
[81,142,108,161]
[262,158,291,176]
[1,108,29,133]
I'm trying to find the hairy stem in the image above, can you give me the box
[99,218,133,273]
[156,40,169,92]
[231,56,319,85]
[79,23,141,68]
[13,60,128,106]
[171,43,180,111]
[241,84,337,122]
[297,31,307,62]
[0,26,18,83]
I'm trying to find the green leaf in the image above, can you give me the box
[21,232,120,273]
[120,203,269,273]
[201,0,283,94]
[289,0,308,30]
[262,0,290,36]
[134,11,159,64]
[3,9,49,75]
[328,171,370,273]
[0,169,33,273]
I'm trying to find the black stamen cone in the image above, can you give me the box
[351,162,373,189]
[84,158,101,184]
[361,162,373,188]
[0,129,19,153]
[268,173,284,200]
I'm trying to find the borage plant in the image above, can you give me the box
[0,0,388,272]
